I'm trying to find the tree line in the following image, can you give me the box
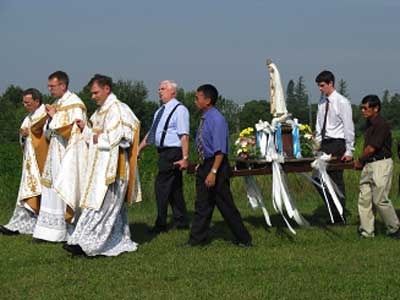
[1,78,399,143]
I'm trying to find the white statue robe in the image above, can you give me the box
[68,93,141,256]
[33,91,86,242]
[4,104,49,234]
[268,61,288,117]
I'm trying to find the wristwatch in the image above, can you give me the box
[211,168,218,174]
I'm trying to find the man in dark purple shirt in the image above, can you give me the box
[187,84,252,247]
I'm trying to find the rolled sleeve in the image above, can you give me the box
[211,118,228,155]
[176,106,190,136]
[340,102,355,156]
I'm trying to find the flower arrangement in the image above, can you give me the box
[234,127,259,159]
[299,124,314,157]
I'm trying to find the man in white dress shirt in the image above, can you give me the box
[314,70,355,224]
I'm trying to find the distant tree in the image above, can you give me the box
[380,89,391,121]
[78,85,97,116]
[338,79,350,99]
[215,97,241,134]
[286,79,296,113]
[1,85,23,107]
[0,85,25,143]
[113,80,148,112]
[293,76,309,124]
[238,100,271,130]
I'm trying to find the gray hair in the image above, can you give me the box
[161,80,178,91]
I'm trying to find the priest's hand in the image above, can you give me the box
[19,128,29,137]
[205,173,216,188]
[45,104,57,117]
[173,159,188,170]
[353,159,363,170]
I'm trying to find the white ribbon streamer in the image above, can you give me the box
[252,120,309,234]
[311,153,344,223]
[244,176,272,227]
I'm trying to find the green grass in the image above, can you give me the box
[1,142,400,300]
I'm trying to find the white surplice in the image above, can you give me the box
[4,104,47,234]
[33,91,86,242]
[68,93,141,256]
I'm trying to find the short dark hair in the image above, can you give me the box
[361,94,381,112]
[23,88,42,104]
[197,84,219,105]
[87,74,113,91]
[48,70,69,88]
[315,70,335,85]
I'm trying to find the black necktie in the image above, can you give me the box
[147,106,165,145]
[321,98,329,140]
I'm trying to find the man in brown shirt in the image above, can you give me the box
[354,95,400,239]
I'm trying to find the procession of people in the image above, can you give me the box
[1,68,400,258]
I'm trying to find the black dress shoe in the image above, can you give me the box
[63,244,86,256]
[148,226,167,235]
[388,229,400,240]
[0,225,19,236]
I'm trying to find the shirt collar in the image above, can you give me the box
[202,107,216,118]
[163,98,178,109]
[327,90,338,102]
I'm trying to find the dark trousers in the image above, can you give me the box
[189,157,252,245]
[314,139,346,220]
[155,147,188,228]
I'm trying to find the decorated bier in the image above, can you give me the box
[233,59,352,232]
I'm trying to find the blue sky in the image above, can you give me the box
[1,0,399,104]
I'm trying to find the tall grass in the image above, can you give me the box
[1,135,400,300]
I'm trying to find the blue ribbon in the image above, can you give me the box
[275,123,283,154]
[292,123,302,159]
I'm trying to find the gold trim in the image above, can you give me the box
[56,103,87,112]
[81,148,100,207]
[40,178,52,188]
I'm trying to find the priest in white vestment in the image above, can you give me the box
[0,89,49,235]
[64,74,141,257]
[32,71,87,242]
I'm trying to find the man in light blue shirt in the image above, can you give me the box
[139,80,189,234]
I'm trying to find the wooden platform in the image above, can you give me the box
[187,158,354,177]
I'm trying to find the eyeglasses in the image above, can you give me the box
[360,106,369,111]
[48,83,62,88]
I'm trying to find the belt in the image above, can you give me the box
[322,138,345,143]
[157,146,180,153]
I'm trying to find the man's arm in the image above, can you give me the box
[205,152,224,188]
[341,101,355,161]
[354,145,376,170]
[173,134,189,170]
[138,132,149,154]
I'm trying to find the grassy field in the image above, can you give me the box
[1,141,400,300]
